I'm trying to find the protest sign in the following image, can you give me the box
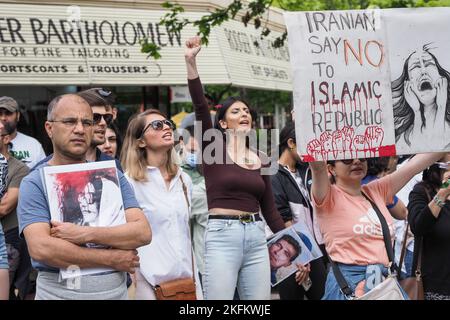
[43,160,126,278]
[285,9,396,161]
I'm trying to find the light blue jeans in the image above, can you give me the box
[0,224,8,269]
[202,218,270,300]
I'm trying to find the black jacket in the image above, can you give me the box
[270,162,313,223]
[408,183,450,295]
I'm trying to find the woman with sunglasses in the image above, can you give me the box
[185,36,285,300]
[408,153,450,300]
[309,151,446,299]
[121,109,202,300]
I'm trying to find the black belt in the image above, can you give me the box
[209,213,261,223]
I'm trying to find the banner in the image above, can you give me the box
[285,8,450,160]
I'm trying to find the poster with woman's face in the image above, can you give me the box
[43,160,126,279]
[44,161,125,228]
[385,8,450,154]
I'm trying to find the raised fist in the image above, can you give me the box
[332,129,344,159]
[341,126,355,158]
[184,36,202,61]
[353,135,366,158]
[307,139,322,161]
[364,126,384,157]
[320,132,333,161]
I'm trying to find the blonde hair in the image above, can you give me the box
[121,109,179,182]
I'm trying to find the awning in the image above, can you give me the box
[0,3,292,91]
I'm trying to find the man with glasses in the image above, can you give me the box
[0,122,31,300]
[32,88,122,172]
[17,94,151,299]
[0,97,46,169]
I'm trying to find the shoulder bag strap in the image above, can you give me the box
[325,191,398,299]
[361,192,397,274]
[327,253,355,298]
[179,174,196,283]
[398,221,409,274]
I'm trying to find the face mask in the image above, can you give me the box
[185,152,197,168]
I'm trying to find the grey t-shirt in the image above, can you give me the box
[0,157,29,232]
[17,161,140,272]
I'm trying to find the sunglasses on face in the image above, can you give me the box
[339,158,367,165]
[141,119,175,137]
[93,113,113,125]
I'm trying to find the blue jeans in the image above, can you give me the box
[0,224,8,270]
[323,263,409,300]
[203,218,270,300]
[401,249,414,279]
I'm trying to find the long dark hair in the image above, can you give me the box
[107,122,122,159]
[392,45,450,145]
[214,96,257,135]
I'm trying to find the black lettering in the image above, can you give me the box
[308,35,322,54]
[0,18,10,43]
[312,112,323,133]
[166,25,181,46]
[114,22,126,45]
[122,22,137,45]
[7,18,25,43]
[59,20,78,44]
[99,21,114,45]
[84,20,99,45]
[47,19,64,44]
[156,24,167,47]
[312,12,327,32]
[30,18,47,44]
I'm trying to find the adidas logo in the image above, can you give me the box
[352,208,383,236]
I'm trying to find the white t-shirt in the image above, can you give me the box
[10,132,46,168]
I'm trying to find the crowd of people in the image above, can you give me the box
[0,36,449,300]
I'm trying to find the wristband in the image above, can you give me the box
[433,195,445,208]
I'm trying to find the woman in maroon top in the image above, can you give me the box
[185,36,284,299]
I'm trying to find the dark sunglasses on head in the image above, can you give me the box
[93,113,113,125]
[141,119,175,137]
[340,158,367,165]
[96,88,112,97]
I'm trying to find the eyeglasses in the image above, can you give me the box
[93,113,113,125]
[339,158,367,165]
[48,118,94,128]
[96,88,112,97]
[141,119,175,137]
